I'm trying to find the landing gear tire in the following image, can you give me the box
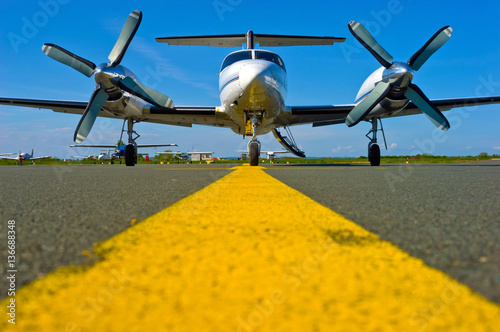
[369,144,380,166]
[249,142,259,166]
[125,144,136,167]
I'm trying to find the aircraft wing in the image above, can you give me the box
[2,95,499,130]
[70,144,177,148]
[0,97,89,115]
[282,96,500,127]
[30,156,52,160]
[384,96,500,118]
[136,144,177,148]
[0,156,19,160]
[0,98,232,128]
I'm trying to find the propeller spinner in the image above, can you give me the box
[346,21,452,130]
[42,10,174,143]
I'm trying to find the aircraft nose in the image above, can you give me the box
[239,62,274,92]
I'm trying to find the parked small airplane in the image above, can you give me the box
[239,149,289,160]
[261,151,289,160]
[0,149,51,164]
[70,154,96,160]
[71,143,177,163]
[1,10,499,166]
[158,151,213,161]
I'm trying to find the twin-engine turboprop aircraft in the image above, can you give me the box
[1,10,499,166]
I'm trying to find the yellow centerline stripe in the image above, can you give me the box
[2,166,499,331]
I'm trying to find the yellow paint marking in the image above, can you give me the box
[2,166,499,331]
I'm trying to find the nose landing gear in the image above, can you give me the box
[247,111,262,166]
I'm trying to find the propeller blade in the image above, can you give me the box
[346,81,391,127]
[108,10,142,66]
[42,43,96,77]
[404,84,450,130]
[74,87,109,143]
[408,26,452,71]
[118,77,174,108]
[348,21,393,68]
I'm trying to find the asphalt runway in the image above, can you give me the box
[265,160,500,304]
[0,161,499,329]
[0,164,233,293]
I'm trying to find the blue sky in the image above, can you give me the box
[1,0,499,158]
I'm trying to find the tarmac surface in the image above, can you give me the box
[266,160,500,304]
[0,161,499,328]
[0,164,233,293]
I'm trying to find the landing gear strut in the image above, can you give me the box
[247,111,261,166]
[120,119,139,167]
[365,118,386,166]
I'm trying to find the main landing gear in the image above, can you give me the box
[366,118,387,167]
[120,118,139,167]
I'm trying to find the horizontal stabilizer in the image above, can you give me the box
[157,30,345,48]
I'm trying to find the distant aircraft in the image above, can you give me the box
[261,151,289,160]
[1,10,500,166]
[0,149,51,164]
[158,151,213,161]
[71,143,177,163]
[70,154,96,160]
[239,149,289,160]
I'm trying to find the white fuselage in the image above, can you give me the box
[218,49,287,136]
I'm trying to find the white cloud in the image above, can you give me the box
[388,143,397,149]
[493,146,500,150]
[44,127,72,133]
[332,145,354,154]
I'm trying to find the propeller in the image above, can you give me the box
[346,21,452,130]
[42,10,174,143]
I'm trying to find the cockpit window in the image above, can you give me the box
[220,51,253,72]
[255,51,286,72]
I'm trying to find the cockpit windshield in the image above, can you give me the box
[255,51,286,72]
[220,51,252,72]
[220,50,287,73]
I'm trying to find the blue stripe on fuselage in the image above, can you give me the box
[220,76,239,93]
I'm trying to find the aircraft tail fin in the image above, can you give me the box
[156,30,345,49]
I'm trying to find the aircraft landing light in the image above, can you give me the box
[2,166,498,331]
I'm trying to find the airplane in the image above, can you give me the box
[0,149,51,164]
[1,10,500,167]
[261,151,289,161]
[70,154,96,160]
[72,149,119,162]
[238,149,289,160]
[71,143,177,163]
[158,151,213,161]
